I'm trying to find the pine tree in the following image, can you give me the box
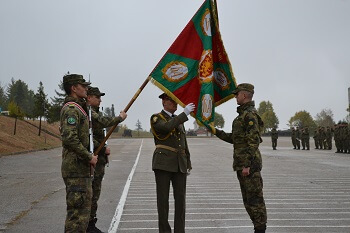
[34,81,49,136]
[47,80,66,123]
[7,78,35,118]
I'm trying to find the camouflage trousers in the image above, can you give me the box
[90,155,107,220]
[291,138,296,148]
[63,177,92,233]
[314,138,319,149]
[237,170,267,230]
[301,138,309,150]
[327,139,332,149]
[271,139,277,149]
[296,139,301,149]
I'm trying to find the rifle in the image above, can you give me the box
[88,105,95,178]
[102,107,109,167]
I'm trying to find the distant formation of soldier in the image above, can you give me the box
[333,123,350,153]
[290,123,350,153]
[291,126,309,150]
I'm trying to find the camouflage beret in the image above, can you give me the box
[63,74,91,86]
[232,83,254,94]
[87,86,105,97]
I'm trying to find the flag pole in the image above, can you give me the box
[93,76,151,156]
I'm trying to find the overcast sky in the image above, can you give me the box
[1,0,349,132]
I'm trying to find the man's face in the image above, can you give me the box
[236,91,245,105]
[72,84,88,98]
[87,95,102,107]
[163,98,177,113]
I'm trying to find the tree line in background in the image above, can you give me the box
[0,78,349,135]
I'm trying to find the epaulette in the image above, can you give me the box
[61,102,88,118]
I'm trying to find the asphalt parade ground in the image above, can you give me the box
[1,137,350,233]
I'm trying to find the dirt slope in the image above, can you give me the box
[0,116,61,156]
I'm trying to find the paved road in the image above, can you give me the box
[1,137,349,232]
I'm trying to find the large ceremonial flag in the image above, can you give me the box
[149,0,237,127]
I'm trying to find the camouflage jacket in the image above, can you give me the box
[295,129,301,140]
[215,101,263,172]
[150,110,191,173]
[301,129,309,139]
[91,106,122,160]
[271,129,278,140]
[291,129,296,139]
[60,96,91,178]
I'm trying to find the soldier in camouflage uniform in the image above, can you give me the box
[86,87,127,233]
[291,127,297,149]
[270,127,278,150]
[319,127,326,150]
[209,83,267,233]
[344,123,349,153]
[301,127,310,150]
[150,93,194,233]
[295,127,301,150]
[326,126,332,150]
[60,74,98,233]
[334,124,340,153]
[313,128,319,149]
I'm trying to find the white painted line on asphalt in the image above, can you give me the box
[120,218,350,222]
[124,201,350,205]
[118,225,350,230]
[122,207,350,211]
[121,211,350,215]
[108,139,143,233]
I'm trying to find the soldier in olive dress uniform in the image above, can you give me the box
[209,83,267,233]
[60,74,98,233]
[150,93,195,233]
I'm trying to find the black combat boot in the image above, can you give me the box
[86,218,104,233]
[254,228,266,233]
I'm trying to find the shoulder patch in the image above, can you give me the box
[152,116,158,123]
[248,120,254,126]
[67,116,77,125]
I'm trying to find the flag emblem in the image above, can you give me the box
[162,61,188,82]
[201,8,211,36]
[201,94,213,121]
[214,68,230,90]
[199,50,213,83]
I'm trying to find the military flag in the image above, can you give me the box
[149,0,237,127]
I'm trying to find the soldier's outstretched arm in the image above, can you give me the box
[215,129,234,144]
[92,109,127,128]
[152,112,188,134]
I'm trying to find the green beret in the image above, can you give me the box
[63,74,91,86]
[232,83,254,94]
[87,86,105,97]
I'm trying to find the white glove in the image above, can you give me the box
[183,103,195,116]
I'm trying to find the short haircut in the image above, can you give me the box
[63,83,79,95]
[242,90,253,99]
